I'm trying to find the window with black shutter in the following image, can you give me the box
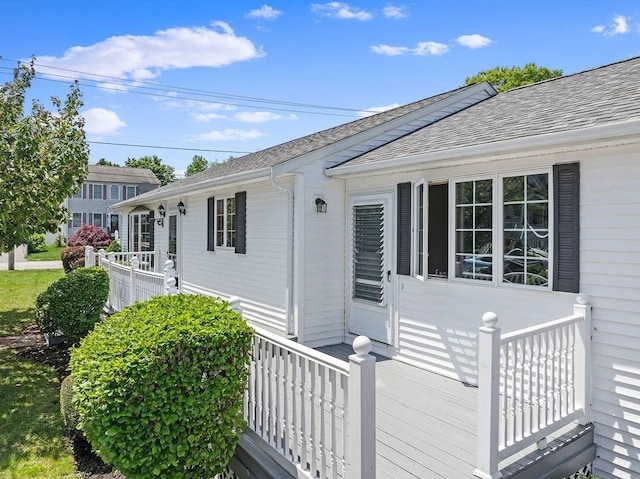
[553,163,580,293]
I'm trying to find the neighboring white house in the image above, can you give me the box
[64,165,160,241]
[113,56,640,479]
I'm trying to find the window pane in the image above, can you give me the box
[226,198,236,247]
[216,199,224,246]
[503,176,524,202]
[475,205,492,229]
[72,213,82,227]
[456,182,473,205]
[527,174,548,200]
[504,204,523,229]
[93,213,103,228]
[475,179,492,204]
[416,184,424,277]
[456,206,473,229]
[126,186,136,199]
[93,184,103,199]
[110,185,119,200]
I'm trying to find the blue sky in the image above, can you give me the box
[2,1,639,175]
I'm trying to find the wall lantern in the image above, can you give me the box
[315,197,327,214]
[177,200,186,215]
[158,204,166,217]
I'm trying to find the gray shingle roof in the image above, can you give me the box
[336,56,640,168]
[87,165,161,185]
[135,84,481,198]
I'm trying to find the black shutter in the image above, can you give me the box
[397,182,412,275]
[122,185,127,200]
[207,197,215,251]
[82,184,86,199]
[553,163,580,293]
[89,184,93,199]
[103,185,107,199]
[235,191,247,254]
[148,212,155,251]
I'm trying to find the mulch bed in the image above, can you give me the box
[3,324,125,479]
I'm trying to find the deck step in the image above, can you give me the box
[229,429,298,479]
[501,423,596,479]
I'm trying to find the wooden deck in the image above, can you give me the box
[317,344,478,479]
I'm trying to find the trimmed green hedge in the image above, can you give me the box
[35,267,109,342]
[70,294,254,479]
[60,375,79,434]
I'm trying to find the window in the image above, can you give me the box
[110,214,119,234]
[72,213,82,227]
[207,192,246,254]
[110,185,120,200]
[92,184,103,200]
[428,183,448,278]
[130,213,153,252]
[455,178,493,282]
[415,182,425,278]
[71,189,82,199]
[126,185,137,199]
[93,213,103,228]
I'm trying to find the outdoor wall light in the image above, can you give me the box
[177,200,186,215]
[315,197,327,213]
[158,204,166,217]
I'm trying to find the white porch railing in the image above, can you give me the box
[85,246,158,272]
[474,295,592,479]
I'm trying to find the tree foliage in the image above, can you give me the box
[125,155,175,185]
[95,158,119,166]
[464,63,562,93]
[0,60,89,253]
[184,155,210,177]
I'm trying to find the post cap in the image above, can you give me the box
[482,312,498,328]
[352,336,372,356]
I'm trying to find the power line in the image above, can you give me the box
[88,140,251,155]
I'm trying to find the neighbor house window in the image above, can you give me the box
[71,189,82,199]
[125,185,137,199]
[72,212,82,227]
[110,185,120,200]
[92,184,103,200]
[110,214,119,235]
[455,178,493,282]
[92,213,103,228]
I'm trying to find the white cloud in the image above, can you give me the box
[372,41,449,56]
[591,14,632,35]
[247,5,283,20]
[456,34,492,49]
[193,112,227,122]
[83,108,126,135]
[382,6,407,19]
[311,2,374,20]
[233,111,282,123]
[357,103,400,117]
[188,129,266,142]
[35,22,263,87]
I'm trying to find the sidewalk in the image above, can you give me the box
[0,260,63,270]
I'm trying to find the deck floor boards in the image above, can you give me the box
[317,344,479,478]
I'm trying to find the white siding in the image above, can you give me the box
[580,150,640,479]
[177,180,290,332]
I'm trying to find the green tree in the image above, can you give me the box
[185,154,210,176]
[95,158,119,166]
[464,63,562,93]
[125,155,175,186]
[0,60,88,253]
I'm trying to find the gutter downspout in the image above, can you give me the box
[270,168,297,337]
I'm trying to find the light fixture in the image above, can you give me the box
[158,204,166,217]
[315,197,327,213]
[177,200,186,215]
[148,215,164,227]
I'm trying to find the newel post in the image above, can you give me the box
[84,245,94,268]
[474,312,502,479]
[348,336,376,479]
[164,259,177,295]
[573,293,592,425]
[129,256,139,306]
[98,249,106,267]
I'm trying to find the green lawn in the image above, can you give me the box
[25,245,64,262]
[0,269,76,478]
[0,270,64,337]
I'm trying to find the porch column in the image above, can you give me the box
[573,294,592,425]
[474,312,502,479]
[348,336,376,479]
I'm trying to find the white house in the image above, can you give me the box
[112,56,640,479]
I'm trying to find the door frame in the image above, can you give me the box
[347,191,397,346]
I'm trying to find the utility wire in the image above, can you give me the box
[88,140,251,155]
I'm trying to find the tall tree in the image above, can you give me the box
[125,155,175,186]
[0,60,89,253]
[464,63,562,93]
[96,158,120,166]
[185,155,210,177]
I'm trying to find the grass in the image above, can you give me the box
[25,245,64,262]
[0,270,64,337]
[0,350,76,479]
[0,269,75,478]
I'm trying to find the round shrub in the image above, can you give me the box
[67,224,111,248]
[61,246,85,273]
[60,375,80,434]
[70,294,254,479]
[26,233,47,253]
[35,267,110,342]
[105,239,121,253]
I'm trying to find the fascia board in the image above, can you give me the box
[326,119,640,178]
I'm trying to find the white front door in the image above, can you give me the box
[348,193,394,345]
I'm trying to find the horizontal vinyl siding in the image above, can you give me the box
[580,150,640,479]
[178,181,289,332]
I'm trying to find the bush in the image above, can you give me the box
[26,233,47,253]
[60,375,80,434]
[54,233,66,247]
[35,267,110,342]
[67,224,111,248]
[70,294,254,479]
[61,246,86,273]
[105,239,121,253]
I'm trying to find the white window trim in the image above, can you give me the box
[126,185,137,200]
[92,184,104,200]
[447,169,553,291]
[413,180,426,281]
[215,196,236,249]
[110,184,120,200]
